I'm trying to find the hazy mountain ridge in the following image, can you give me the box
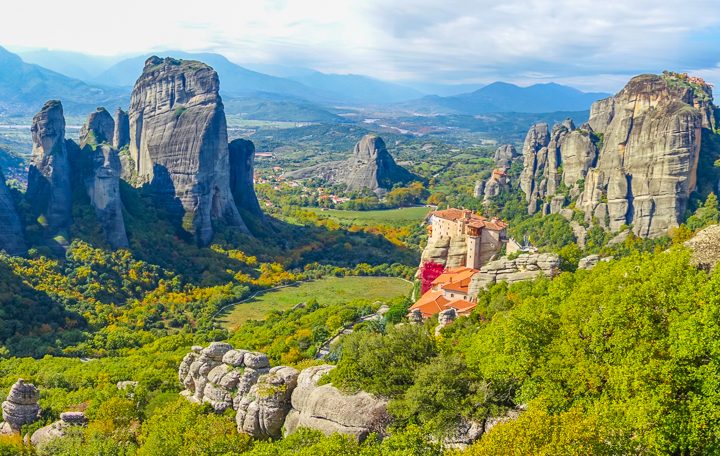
[400,81,610,114]
[0,46,127,116]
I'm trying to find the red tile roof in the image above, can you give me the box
[409,290,451,318]
[432,208,507,231]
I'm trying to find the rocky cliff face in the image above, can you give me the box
[520,73,716,237]
[26,100,73,233]
[520,119,598,216]
[468,253,560,293]
[0,171,26,255]
[287,134,416,193]
[74,108,129,249]
[113,107,130,150]
[128,56,248,245]
[494,144,518,168]
[178,343,389,442]
[229,139,264,218]
[79,107,114,146]
[579,74,710,237]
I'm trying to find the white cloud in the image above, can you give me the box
[1,0,719,89]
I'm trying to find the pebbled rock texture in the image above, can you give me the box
[468,253,560,293]
[1,379,40,432]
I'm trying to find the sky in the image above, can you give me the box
[2,0,720,91]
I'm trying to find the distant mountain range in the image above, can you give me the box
[3,47,610,118]
[0,46,127,116]
[399,82,610,114]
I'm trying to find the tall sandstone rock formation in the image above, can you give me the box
[26,100,73,234]
[128,56,247,245]
[79,107,114,146]
[228,139,264,218]
[520,73,716,237]
[287,134,416,193]
[113,107,130,150]
[76,109,129,249]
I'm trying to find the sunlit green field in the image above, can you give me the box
[306,206,432,226]
[217,276,412,330]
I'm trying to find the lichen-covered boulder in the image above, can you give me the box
[30,411,87,448]
[236,366,299,439]
[285,365,389,442]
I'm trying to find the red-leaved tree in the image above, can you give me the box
[420,261,445,294]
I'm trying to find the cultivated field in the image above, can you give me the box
[306,206,432,226]
[217,276,412,330]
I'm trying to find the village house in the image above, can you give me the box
[409,266,479,318]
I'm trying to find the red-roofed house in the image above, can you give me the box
[410,266,480,318]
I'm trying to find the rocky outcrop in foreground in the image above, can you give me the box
[287,135,416,193]
[468,253,560,292]
[685,224,720,270]
[128,56,248,245]
[0,379,40,433]
[520,73,717,238]
[179,343,388,441]
[31,412,87,448]
[284,365,389,441]
[26,100,73,234]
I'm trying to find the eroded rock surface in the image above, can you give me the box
[1,379,40,432]
[30,411,87,448]
[178,344,389,442]
[79,107,114,147]
[75,109,128,248]
[236,366,299,439]
[685,224,720,270]
[128,56,248,245]
[26,100,72,233]
[494,144,518,168]
[179,343,269,412]
[469,253,560,292]
[520,73,716,237]
[113,107,130,150]
[284,365,389,442]
[287,134,416,193]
